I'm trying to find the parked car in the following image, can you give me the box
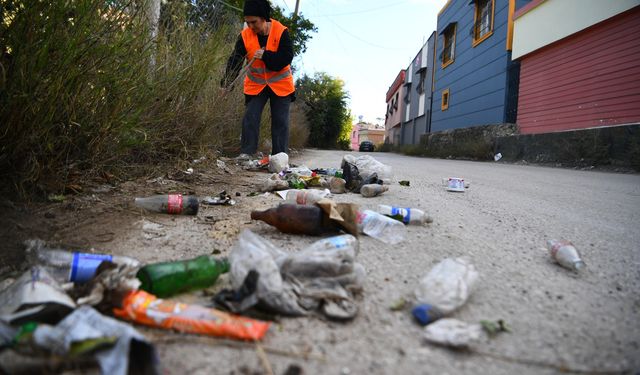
[359,141,375,152]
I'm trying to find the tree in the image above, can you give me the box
[296,72,351,149]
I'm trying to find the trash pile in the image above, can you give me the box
[0,152,588,374]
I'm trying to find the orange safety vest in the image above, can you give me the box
[241,19,295,97]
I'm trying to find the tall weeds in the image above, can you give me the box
[0,0,306,198]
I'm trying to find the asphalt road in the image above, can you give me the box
[277,149,640,375]
[10,149,634,374]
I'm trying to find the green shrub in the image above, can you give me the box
[0,0,240,197]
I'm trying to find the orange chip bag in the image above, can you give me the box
[113,290,270,341]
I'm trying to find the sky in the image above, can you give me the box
[271,0,448,125]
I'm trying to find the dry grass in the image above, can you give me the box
[0,0,310,199]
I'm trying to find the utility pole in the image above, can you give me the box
[294,0,300,18]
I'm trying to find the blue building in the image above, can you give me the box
[401,32,436,145]
[430,0,531,133]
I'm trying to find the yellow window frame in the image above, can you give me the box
[472,0,495,47]
[441,24,456,69]
[441,89,450,111]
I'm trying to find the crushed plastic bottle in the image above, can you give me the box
[329,177,347,194]
[300,234,359,254]
[377,204,433,225]
[360,184,389,197]
[24,239,141,283]
[285,189,331,205]
[413,257,479,325]
[356,210,406,245]
[546,239,585,271]
[134,194,199,215]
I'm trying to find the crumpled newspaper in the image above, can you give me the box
[221,229,364,320]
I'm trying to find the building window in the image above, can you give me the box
[416,69,426,95]
[441,89,450,111]
[403,84,411,104]
[441,24,456,68]
[473,0,494,46]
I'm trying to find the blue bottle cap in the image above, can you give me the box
[412,304,437,326]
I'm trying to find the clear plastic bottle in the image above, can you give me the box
[24,239,141,283]
[356,210,406,244]
[546,239,585,271]
[412,257,479,325]
[279,234,360,278]
[377,205,433,225]
[304,234,359,254]
[284,189,331,205]
[360,184,389,197]
[134,194,199,215]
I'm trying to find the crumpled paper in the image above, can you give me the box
[0,267,76,325]
[34,305,159,375]
[423,318,485,348]
[315,199,359,236]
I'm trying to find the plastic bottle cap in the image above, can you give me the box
[412,304,438,326]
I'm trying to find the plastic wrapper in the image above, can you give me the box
[227,230,365,320]
[286,166,313,176]
[229,229,304,315]
[113,290,271,341]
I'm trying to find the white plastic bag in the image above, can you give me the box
[414,257,479,315]
[268,152,289,173]
[229,230,291,309]
[342,154,393,183]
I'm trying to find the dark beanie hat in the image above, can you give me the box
[243,0,271,20]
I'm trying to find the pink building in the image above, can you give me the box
[350,122,385,150]
[384,70,406,145]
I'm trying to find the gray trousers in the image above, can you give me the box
[241,87,292,155]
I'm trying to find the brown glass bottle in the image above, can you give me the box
[250,203,339,235]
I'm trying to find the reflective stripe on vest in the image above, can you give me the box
[241,20,295,96]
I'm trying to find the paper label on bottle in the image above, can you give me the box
[391,207,411,224]
[167,194,183,214]
[356,210,369,225]
[70,252,113,283]
[296,191,307,205]
[328,236,349,249]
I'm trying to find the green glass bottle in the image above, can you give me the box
[136,255,230,298]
